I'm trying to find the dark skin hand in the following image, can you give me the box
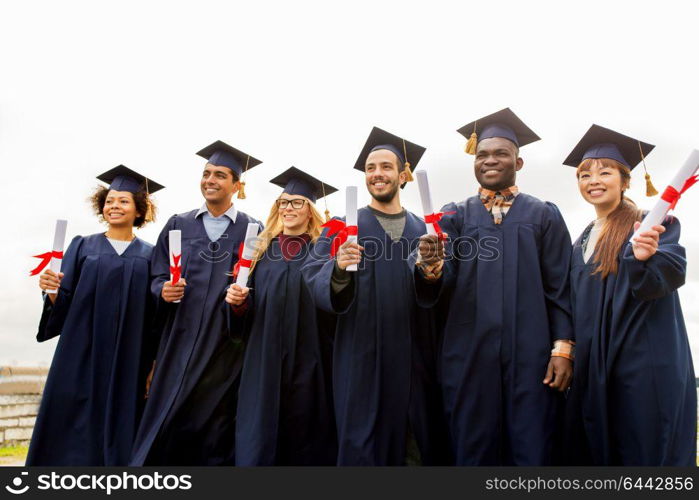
[474,137,523,191]
[418,233,447,265]
[543,356,573,391]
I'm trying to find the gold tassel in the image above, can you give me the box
[320,182,331,221]
[645,173,659,197]
[403,162,414,182]
[638,141,658,197]
[145,197,155,223]
[237,155,250,200]
[144,178,155,223]
[401,139,414,182]
[465,132,478,155]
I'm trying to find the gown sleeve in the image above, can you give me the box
[540,202,574,342]
[301,218,355,314]
[622,216,686,302]
[36,235,84,342]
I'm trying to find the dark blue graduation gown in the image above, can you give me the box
[302,207,450,466]
[129,208,260,466]
[565,216,696,465]
[27,233,155,466]
[234,238,337,465]
[413,194,573,465]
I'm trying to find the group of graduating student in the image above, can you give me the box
[28,107,696,467]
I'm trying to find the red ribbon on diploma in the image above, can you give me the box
[29,251,63,276]
[170,253,182,284]
[322,219,358,257]
[423,211,454,240]
[661,174,699,211]
[232,242,253,279]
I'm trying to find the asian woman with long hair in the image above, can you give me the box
[563,126,696,466]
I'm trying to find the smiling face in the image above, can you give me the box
[200,164,239,204]
[277,192,312,234]
[364,148,406,203]
[474,137,523,191]
[103,190,140,228]
[577,158,629,211]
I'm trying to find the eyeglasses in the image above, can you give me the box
[276,198,307,209]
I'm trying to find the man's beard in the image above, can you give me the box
[368,180,399,203]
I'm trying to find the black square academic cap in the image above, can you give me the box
[353,126,426,188]
[97,165,164,194]
[457,107,540,154]
[196,140,262,178]
[562,124,655,169]
[269,166,338,204]
[197,140,262,199]
[563,124,658,196]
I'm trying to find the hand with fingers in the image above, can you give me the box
[418,233,447,265]
[543,356,573,392]
[336,241,364,271]
[39,269,63,303]
[225,283,249,306]
[417,233,447,281]
[161,279,187,303]
[631,222,666,262]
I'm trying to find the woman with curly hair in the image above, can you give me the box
[563,125,696,465]
[28,165,164,465]
[227,167,337,465]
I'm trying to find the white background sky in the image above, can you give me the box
[1,0,698,371]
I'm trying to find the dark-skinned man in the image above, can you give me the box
[414,109,574,465]
[130,141,262,465]
[302,127,450,465]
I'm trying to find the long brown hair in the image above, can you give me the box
[248,196,326,274]
[576,158,642,278]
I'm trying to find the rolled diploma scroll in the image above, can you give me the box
[630,149,699,242]
[415,170,438,236]
[46,219,68,294]
[235,222,260,287]
[346,186,358,272]
[169,230,182,303]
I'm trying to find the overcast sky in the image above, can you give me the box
[1,0,698,370]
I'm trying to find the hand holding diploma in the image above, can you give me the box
[32,219,68,303]
[322,186,362,271]
[31,219,68,294]
[418,235,447,266]
[417,236,446,282]
[39,269,64,304]
[336,240,364,271]
[631,221,666,262]
[226,283,250,306]
[234,223,260,287]
[630,149,699,242]
[414,169,447,272]
[345,186,359,272]
[415,170,438,237]
[163,230,186,303]
[162,279,187,303]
